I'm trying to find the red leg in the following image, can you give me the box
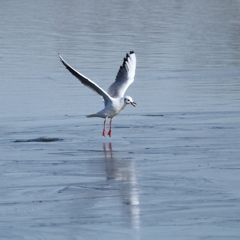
[102,119,106,137]
[108,119,112,137]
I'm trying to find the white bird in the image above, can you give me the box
[59,51,137,137]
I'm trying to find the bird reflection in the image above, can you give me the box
[103,142,140,230]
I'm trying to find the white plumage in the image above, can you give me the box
[59,51,137,137]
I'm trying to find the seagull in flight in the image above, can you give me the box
[59,51,137,137]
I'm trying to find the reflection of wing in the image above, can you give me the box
[108,51,136,98]
[59,54,111,105]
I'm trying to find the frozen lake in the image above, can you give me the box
[1,0,240,239]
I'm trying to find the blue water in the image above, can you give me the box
[1,0,240,239]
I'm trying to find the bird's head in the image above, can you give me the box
[124,96,136,107]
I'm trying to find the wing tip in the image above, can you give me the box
[121,51,135,68]
[58,53,64,63]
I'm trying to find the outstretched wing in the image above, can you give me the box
[108,51,136,98]
[59,54,111,105]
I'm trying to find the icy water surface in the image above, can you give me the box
[1,0,240,239]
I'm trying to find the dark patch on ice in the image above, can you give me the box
[13,137,63,143]
[211,126,229,129]
[143,114,164,117]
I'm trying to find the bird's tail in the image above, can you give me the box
[86,114,99,118]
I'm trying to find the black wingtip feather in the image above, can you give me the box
[119,51,135,69]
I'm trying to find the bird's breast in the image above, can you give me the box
[106,100,125,118]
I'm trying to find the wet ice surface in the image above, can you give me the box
[1,0,240,239]
[1,111,240,239]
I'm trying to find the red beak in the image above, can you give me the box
[131,102,137,107]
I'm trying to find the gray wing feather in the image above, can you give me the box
[59,54,111,105]
[108,51,136,98]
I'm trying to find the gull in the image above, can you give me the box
[59,51,137,137]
